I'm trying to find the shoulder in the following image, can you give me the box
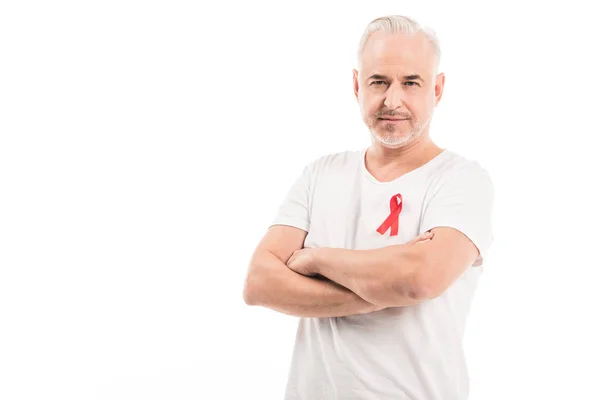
[434,150,493,187]
[419,150,494,204]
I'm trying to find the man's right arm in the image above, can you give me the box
[242,225,382,318]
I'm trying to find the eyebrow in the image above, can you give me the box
[367,74,389,81]
[404,74,424,82]
[367,74,424,82]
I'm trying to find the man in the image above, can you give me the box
[243,15,494,400]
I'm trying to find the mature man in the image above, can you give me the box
[243,15,494,400]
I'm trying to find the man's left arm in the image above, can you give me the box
[291,227,478,307]
[287,162,495,307]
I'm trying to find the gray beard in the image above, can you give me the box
[371,119,427,147]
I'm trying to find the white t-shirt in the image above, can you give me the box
[271,147,495,400]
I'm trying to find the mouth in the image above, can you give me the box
[378,118,409,122]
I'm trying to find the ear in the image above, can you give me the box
[353,69,360,101]
[434,72,445,106]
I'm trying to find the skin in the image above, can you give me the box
[243,227,433,317]
[244,30,481,314]
[353,31,447,182]
[283,32,480,306]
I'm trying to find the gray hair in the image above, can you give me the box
[357,15,441,69]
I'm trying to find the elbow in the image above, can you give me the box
[408,251,445,301]
[243,251,279,306]
[359,276,423,308]
[243,286,256,305]
[372,273,440,307]
[242,273,262,306]
[408,272,442,301]
[367,250,441,306]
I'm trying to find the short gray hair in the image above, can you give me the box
[357,15,441,68]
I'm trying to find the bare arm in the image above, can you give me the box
[289,228,478,308]
[309,243,426,307]
[243,225,382,318]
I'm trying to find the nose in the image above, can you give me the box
[384,83,404,110]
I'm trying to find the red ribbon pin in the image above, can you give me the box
[376,193,403,236]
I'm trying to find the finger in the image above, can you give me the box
[409,231,433,244]
[286,253,296,266]
[419,232,433,241]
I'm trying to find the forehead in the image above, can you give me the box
[360,31,435,76]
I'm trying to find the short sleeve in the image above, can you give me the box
[269,162,314,232]
[420,161,495,267]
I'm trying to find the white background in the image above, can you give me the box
[1,1,599,399]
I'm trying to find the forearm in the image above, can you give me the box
[244,251,381,318]
[313,244,424,307]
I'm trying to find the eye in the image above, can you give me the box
[370,80,387,87]
[404,81,420,87]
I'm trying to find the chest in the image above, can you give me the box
[304,172,432,250]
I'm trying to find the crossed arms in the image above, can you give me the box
[242,224,480,318]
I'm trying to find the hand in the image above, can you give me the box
[407,230,434,245]
[287,248,318,277]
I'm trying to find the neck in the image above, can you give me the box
[365,135,444,182]
[369,134,441,164]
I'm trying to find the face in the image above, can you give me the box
[353,32,445,149]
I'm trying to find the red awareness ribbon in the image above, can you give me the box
[376,193,403,236]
